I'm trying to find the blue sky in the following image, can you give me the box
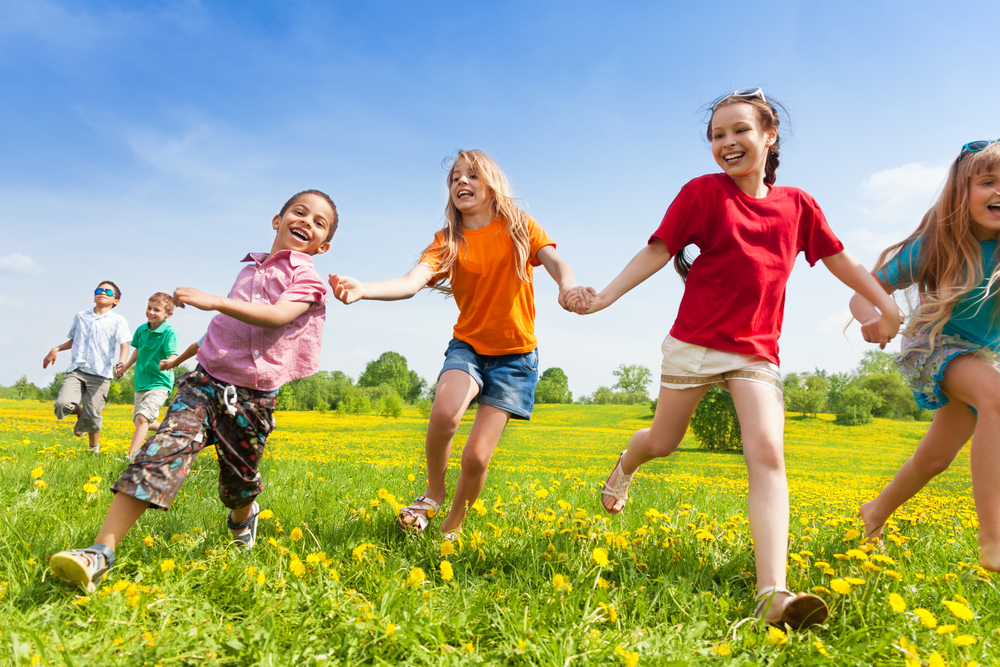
[2,0,997,397]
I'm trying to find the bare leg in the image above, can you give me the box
[601,383,709,512]
[399,370,479,528]
[938,355,1000,571]
[439,404,510,534]
[94,494,151,550]
[128,415,151,459]
[860,401,974,540]
[88,431,100,453]
[727,379,798,621]
[228,501,255,537]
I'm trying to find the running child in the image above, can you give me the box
[329,149,584,538]
[49,190,336,591]
[852,139,1000,571]
[43,281,131,454]
[571,89,900,628]
[115,292,179,459]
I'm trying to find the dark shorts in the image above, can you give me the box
[111,367,277,510]
[439,338,538,420]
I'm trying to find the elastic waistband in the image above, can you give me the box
[193,365,278,407]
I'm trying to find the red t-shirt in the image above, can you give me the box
[649,173,844,365]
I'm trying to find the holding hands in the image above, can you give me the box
[328,274,366,305]
[560,285,597,315]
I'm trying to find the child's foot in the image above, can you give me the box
[755,587,829,629]
[228,501,260,548]
[859,501,884,544]
[397,494,441,535]
[49,544,115,592]
[601,451,634,514]
[979,541,1000,572]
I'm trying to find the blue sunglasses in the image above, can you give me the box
[959,139,1000,161]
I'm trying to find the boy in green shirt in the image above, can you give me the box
[116,292,179,459]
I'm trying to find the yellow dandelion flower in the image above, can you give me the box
[440,560,454,581]
[846,549,868,561]
[844,577,866,586]
[596,577,609,589]
[144,631,155,647]
[623,652,639,667]
[385,622,397,636]
[767,626,788,645]
[143,535,154,547]
[592,548,609,567]
[440,541,455,557]
[885,569,901,580]
[928,652,944,667]
[89,475,102,483]
[936,625,957,634]
[306,553,323,564]
[258,509,274,520]
[407,474,416,482]
[472,499,487,516]
[408,567,425,586]
[33,480,47,490]
[112,580,128,592]
[245,566,256,577]
[160,559,175,572]
[830,579,851,595]
[290,527,303,542]
[256,571,265,585]
[942,599,974,621]
[72,596,88,605]
[552,573,567,590]
[82,483,98,494]
[289,560,305,577]
[462,643,475,653]
[535,489,549,499]
[716,643,731,656]
[30,467,43,479]
[811,585,831,595]
[952,635,976,646]
[814,639,829,656]
[842,529,860,541]
[914,608,937,628]
[889,593,906,613]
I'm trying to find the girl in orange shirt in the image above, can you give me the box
[329,149,586,537]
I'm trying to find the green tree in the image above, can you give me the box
[689,386,742,451]
[836,385,883,425]
[358,352,426,403]
[858,350,898,376]
[859,372,918,419]
[612,364,652,400]
[535,367,572,404]
[783,372,828,416]
[13,376,33,400]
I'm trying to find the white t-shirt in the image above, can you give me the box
[66,308,131,378]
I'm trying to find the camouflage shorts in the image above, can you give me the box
[111,367,277,510]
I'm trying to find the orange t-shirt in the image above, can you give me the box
[420,217,555,356]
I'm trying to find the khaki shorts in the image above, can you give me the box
[133,389,170,422]
[54,369,111,435]
[660,335,782,393]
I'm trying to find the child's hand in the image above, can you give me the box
[328,274,366,305]
[159,358,175,371]
[860,310,901,349]
[114,364,125,379]
[173,287,217,312]
[42,348,57,369]
[559,286,596,315]
[584,292,611,315]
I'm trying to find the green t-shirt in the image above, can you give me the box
[131,321,180,391]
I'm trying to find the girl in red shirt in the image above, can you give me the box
[330,149,584,538]
[573,89,899,627]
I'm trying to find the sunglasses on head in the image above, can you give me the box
[959,139,1000,162]
[94,288,116,297]
[712,87,766,110]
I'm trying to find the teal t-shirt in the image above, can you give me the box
[131,321,180,391]
[877,237,1000,348]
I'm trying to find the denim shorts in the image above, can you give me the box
[439,338,538,420]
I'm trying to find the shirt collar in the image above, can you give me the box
[241,249,315,269]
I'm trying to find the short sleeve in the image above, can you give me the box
[419,232,447,287]
[798,195,845,266]
[527,217,556,266]
[876,239,921,289]
[67,314,79,340]
[131,327,142,349]
[164,328,180,356]
[278,266,329,307]
[115,317,131,345]
[648,180,703,254]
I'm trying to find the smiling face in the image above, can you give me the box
[968,167,1000,241]
[710,102,777,186]
[449,157,493,220]
[270,193,334,256]
[145,299,171,328]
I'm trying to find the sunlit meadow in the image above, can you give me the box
[0,399,995,666]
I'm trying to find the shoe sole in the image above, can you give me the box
[49,553,96,592]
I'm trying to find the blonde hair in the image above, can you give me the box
[148,291,175,316]
[424,150,533,294]
[872,142,1000,346]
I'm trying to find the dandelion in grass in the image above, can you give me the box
[290,560,305,577]
[844,577,865,586]
[408,567,425,586]
[472,499,486,515]
[440,561,453,581]
[767,627,788,645]
[256,571,265,585]
[889,593,906,612]
[936,624,956,634]
[552,573,568,590]
[623,652,639,667]
[927,652,944,667]
[30,467,43,479]
[535,489,549,499]
[144,631,155,647]
[952,635,976,646]
[942,599,974,621]
[846,549,868,561]
[160,559,175,572]
[82,483,98,494]
[462,643,475,653]
[715,643,731,656]
[598,601,618,623]
[842,529,860,542]
[33,480,47,490]
[596,577,610,589]
[258,509,274,520]
[407,474,415,482]
[830,579,851,595]
[592,548,609,567]
[385,622,396,636]
[814,640,829,656]
[72,596,88,606]
[914,608,937,628]
[290,527,303,542]
[89,475,101,483]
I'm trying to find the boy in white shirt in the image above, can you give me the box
[43,281,131,454]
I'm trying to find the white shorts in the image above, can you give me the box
[660,335,782,393]
[133,389,170,422]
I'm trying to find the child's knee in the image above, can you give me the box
[913,452,952,477]
[54,398,76,420]
[460,449,491,477]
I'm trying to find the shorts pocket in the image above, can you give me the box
[520,348,538,372]
[662,336,707,373]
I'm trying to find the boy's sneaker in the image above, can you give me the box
[227,501,260,549]
[49,544,115,592]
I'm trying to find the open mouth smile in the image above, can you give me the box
[290,228,309,242]
[457,189,474,200]
[723,151,745,164]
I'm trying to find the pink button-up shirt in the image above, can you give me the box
[198,250,328,391]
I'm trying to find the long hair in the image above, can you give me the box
[425,150,533,294]
[871,142,1000,346]
[674,94,785,281]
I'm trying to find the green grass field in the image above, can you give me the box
[0,399,992,666]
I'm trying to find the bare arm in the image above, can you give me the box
[161,342,198,370]
[43,340,73,368]
[328,263,436,304]
[823,250,901,346]
[536,245,592,313]
[116,349,139,378]
[173,288,312,329]
[585,239,673,314]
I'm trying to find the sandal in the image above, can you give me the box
[755,587,829,629]
[397,495,440,534]
[228,501,261,549]
[600,451,634,514]
[49,543,116,592]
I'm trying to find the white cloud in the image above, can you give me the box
[851,162,949,229]
[0,253,42,276]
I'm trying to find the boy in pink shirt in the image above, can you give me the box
[49,190,337,591]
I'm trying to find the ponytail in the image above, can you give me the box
[764,143,780,186]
